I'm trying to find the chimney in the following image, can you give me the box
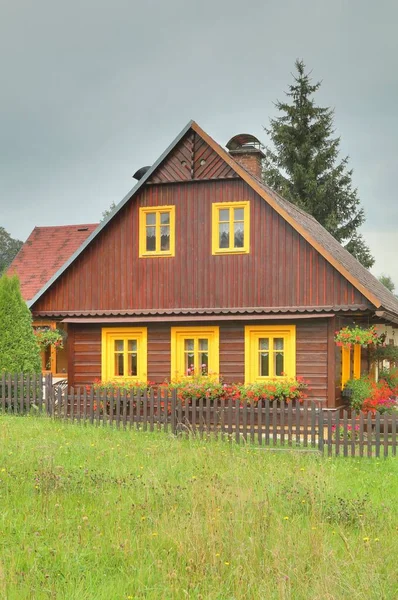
[226,134,265,179]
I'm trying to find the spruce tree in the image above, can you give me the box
[263,60,374,268]
[0,274,41,373]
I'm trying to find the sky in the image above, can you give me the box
[1,0,397,286]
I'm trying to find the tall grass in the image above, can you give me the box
[0,416,397,599]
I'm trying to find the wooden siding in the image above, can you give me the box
[147,132,237,184]
[33,179,371,314]
[68,320,329,403]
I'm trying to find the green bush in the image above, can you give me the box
[343,377,372,411]
[0,274,41,374]
[378,367,398,394]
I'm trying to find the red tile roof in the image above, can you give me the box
[7,224,98,301]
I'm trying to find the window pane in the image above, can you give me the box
[160,226,170,251]
[146,227,156,251]
[234,223,244,248]
[128,340,137,352]
[184,339,194,351]
[114,353,124,376]
[259,338,269,350]
[128,353,137,377]
[274,338,284,351]
[234,208,244,221]
[160,212,170,224]
[219,208,229,222]
[199,339,208,351]
[146,212,156,225]
[275,352,284,376]
[185,353,195,374]
[259,352,269,376]
[199,352,208,374]
[115,340,124,352]
[219,223,229,248]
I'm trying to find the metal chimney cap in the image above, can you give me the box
[226,134,263,151]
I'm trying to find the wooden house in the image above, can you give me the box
[11,121,398,407]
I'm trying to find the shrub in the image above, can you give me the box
[344,377,373,411]
[378,367,398,395]
[0,273,41,374]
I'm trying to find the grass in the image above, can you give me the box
[0,417,397,600]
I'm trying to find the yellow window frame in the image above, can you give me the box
[341,344,361,386]
[212,201,250,254]
[101,327,147,381]
[139,205,175,257]
[244,325,296,383]
[170,326,219,380]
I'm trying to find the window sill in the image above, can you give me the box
[212,249,249,256]
[139,253,175,258]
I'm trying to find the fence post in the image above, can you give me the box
[170,389,177,435]
[318,406,324,453]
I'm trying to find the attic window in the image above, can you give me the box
[139,206,175,258]
[77,227,89,232]
[211,201,250,255]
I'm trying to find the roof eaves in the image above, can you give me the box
[28,120,195,309]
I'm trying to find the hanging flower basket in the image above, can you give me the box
[334,325,380,349]
[34,328,64,350]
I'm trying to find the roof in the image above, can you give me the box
[8,224,98,302]
[27,120,398,319]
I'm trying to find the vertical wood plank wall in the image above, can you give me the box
[33,178,371,313]
[68,319,329,403]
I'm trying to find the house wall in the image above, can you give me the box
[33,178,370,314]
[67,319,330,403]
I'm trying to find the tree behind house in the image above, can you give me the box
[0,274,41,373]
[263,60,374,268]
[378,274,395,294]
[0,227,23,274]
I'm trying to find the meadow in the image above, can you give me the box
[0,416,397,599]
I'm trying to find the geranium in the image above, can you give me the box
[34,327,64,350]
[238,376,309,404]
[165,373,233,404]
[334,325,380,349]
[91,378,154,395]
[163,375,309,405]
[362,380,398,415]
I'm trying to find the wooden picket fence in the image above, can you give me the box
[0,374,397,457]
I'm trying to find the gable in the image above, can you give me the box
[31,178,372,316]
[147,131,237,184]
[28,120,398,317]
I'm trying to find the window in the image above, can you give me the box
[341,344,361,386]
[139,206,175,257]
[245,325,296,383]
[32,321,68,376]
[101,328,147,381]
[212,201,250,254]
[171,327,219,379]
